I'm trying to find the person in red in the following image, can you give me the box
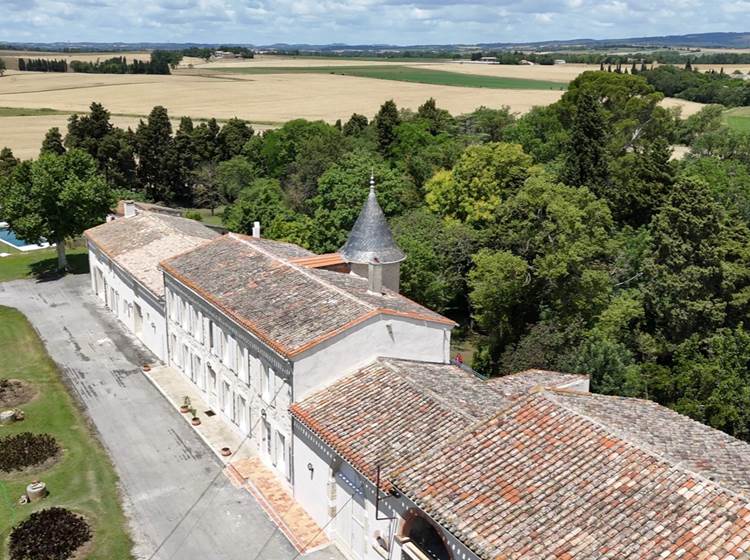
[455,353,464,365]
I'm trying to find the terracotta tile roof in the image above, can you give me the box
[488,368,589,396]
[290,359,586,487]
[548,391,750,495]
[289,253,347,269]
[85,213,219,297]
[160,234,453,358]
[391,390,750,560]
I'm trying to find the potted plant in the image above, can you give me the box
[190,408,201,426]
[180,396,191,414]
[221,447,232,457]
[142,363,151,373]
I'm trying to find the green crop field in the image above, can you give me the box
[723,107,750,132]
[211,65,566,90]
[0,306,133,560]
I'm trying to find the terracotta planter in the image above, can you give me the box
[191,417,201,426]
[142,364,151,373]
[221,447,232,457]
[179,405,190,413]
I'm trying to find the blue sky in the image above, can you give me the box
[2,0,750,45]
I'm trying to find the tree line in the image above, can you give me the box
[4,70,750,441]
[468,49,750,65]
[16,51,182,75]
[18,58,68,72]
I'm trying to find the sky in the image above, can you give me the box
[2,0,750,45]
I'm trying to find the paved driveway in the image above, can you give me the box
[0,274,341,560]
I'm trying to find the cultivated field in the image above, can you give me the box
[0,54,709,158]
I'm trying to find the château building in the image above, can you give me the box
[85,183,750,560]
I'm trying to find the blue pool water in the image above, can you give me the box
[0,226,31,248]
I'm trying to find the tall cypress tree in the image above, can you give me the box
[375,99,400,156]
[560,90,610,195]
[40,127,66,156]
[136,106,178,202]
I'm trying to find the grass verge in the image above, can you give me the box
[211,65,566,90]
[723,107,750,132]
[0,306,133,560]
[0,247,88,283]
[0,107,70,117]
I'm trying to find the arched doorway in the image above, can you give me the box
[401,513,450,560]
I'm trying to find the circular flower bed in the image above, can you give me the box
[9,507,91,560]
[0,378,35,408]
[0,432,60,473]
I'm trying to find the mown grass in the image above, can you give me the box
[186,207,226,227]
[0,306,133,560]
[0,107,70,117]
[211,65,566,90]
[723,107,750,132]
[0,246,88,283]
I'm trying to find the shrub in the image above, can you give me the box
[10,507,91,560]
[0,432,60,472]
[184,210,203,221]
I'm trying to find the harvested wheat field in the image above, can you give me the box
[0,50,152,71]
[0,60,705,158]
[0,69,565,121]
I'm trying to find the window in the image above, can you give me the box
[239,347,248,384]
[275,431,289,479]
[170,334,177,364]
[209,322,216,354]
[262,419,272,457]
[261,364,273,403]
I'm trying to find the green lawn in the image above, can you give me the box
[0,306,133,559]
[0,247,88,283]
[0,107,70,117]
[723,107,750,132]
[211,65,566,90]
[186,207,226,227]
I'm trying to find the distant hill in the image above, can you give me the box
[3,32,750,54]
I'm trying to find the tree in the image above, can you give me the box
[65,103,113,158]
[136,106,181,202]
[216,156,257,204]
[644,178,735,346]
[670,327,750,440]
[416,98,453,135]
[469,249,531,372]
[391,208,477,314]
[217,118,254,160]
[375,100,400,156]
[40,127,66,156]
[191,163,221,215]
[0,58,6,77]
[425,142,533,226]
[0,147,19,177]
[223,178,288,234]
[560,89,610,194]
[309,150,418,253]
[458,105,514,142]
[343,113,368,136]
[0,149,111,270]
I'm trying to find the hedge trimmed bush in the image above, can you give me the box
[0,432,60,472]
[9,507,91,560]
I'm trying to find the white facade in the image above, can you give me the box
[88,244,168,361]
[162,274,451,487]
[293,422,481,560]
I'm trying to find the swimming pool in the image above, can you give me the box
[0,226,28,248]
[0,222,51,251]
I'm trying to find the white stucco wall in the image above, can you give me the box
[293,315,451,401]
[165,285,294,485]
[88,247,167,361]
[293,423,481,560]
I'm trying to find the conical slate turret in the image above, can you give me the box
[339,175,405,265]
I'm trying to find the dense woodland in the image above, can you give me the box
[14,51,181,74]
[3,70,750,441]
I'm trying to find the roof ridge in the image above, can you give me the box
[378,359,481,422]
[545,390,750,500]
[229,233,378,313]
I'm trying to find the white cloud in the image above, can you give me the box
[0,0,748,44]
